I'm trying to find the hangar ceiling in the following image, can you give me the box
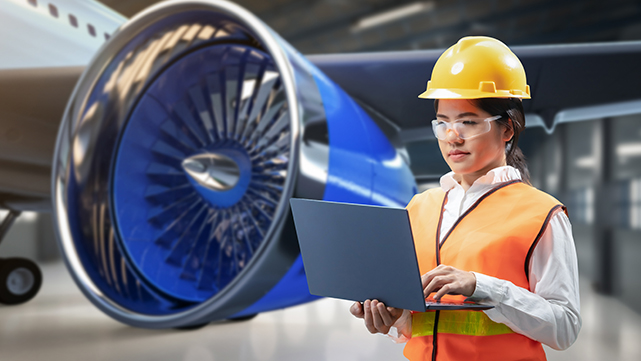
[100,0,641,54]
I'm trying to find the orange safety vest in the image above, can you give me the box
[404,180,566,361]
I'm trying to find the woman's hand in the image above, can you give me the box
[422,264,477,300]
[350,299,404,334]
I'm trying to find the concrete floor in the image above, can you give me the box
[0,262,640,361]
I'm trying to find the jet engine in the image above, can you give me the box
[52,0,416,328]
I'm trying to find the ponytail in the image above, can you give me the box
[506,144,530,184]
[500,99,530,184]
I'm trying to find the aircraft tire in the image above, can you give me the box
[0,258,42,305]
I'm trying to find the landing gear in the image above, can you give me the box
[0,258,42,305]
[0,210,43,305]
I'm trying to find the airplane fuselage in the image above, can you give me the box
[0,0,125,69]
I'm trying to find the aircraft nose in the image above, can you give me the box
[182,153,241,191]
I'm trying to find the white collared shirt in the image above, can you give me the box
[437,165,582,350]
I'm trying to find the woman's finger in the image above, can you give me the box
[363,300,377,334]
[424,275,451,298]
[388,306,404,319]
[421,270,436,289]
[433,283,453,300]
[421,265,452,288]
[370,300,388,333]
[350,302,364,318]
[423,269,477,299]
[377,302,398,327]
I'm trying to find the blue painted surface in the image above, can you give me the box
[367,119,418,207]
[315,71,375,205]
[231,255,320,317]
[315,66,416,207]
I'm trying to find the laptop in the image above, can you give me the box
[289,198,493,312]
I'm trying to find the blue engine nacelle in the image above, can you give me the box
[52,0,416,328]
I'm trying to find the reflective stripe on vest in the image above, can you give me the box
[412,311,514,338]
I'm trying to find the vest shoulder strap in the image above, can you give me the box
[406,188,447,274]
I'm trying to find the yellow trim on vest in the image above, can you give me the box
[412,311,515,337]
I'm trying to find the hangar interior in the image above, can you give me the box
[2,0,641,360]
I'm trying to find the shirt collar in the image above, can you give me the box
[439,165,522,192]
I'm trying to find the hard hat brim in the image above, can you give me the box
[418,87,531,100]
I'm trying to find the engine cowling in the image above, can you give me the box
[52,0,416,328]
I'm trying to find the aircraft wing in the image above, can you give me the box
[309,41,641,138]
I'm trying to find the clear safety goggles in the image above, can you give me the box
[431,115,502,141]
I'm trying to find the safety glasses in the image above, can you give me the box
[431,115,502,141]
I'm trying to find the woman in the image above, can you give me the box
[350,36,581,361]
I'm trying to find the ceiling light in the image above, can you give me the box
[575,156,597,169]
[617,143,641,158]
[352,1,436,32]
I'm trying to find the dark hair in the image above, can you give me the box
[434,98,530,184]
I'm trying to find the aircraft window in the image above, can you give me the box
[48,4,58,18]
[88,24,96,37]
[104,33,111,40]
[69,14,78,28]
[27,0,37,7]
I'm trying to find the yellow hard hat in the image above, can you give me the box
[418,36,531,99]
